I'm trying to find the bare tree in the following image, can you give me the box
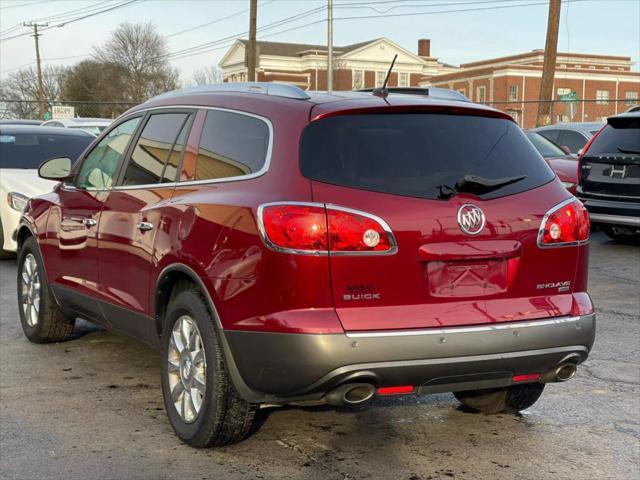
[192,66,221,86]
[0,65,68,119]
[94,22,179,102]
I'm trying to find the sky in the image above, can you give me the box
[1,0,639,85]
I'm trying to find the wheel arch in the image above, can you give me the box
[153,262,269,404]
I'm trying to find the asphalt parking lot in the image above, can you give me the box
[0,231,638,480]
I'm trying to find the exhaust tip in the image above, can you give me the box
[325,383,375,406]
[556,363,577,382]
[343,384,375,404]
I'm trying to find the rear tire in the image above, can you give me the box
[17,236,75,343]
[160,282,256,447]
[454,383,545,414]
[603,226,640,244]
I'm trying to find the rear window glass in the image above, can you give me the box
[586,118,640,155]
[301,113,554,200]
[0,133,92,169]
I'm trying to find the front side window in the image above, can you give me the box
[193,110,270,181]
[121,112,191,186]
[557,130,588,153]
[75,117,141,190]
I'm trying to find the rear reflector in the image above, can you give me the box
[512,373,541,383]
[259,202,397,255]
[538,198,590,247]
[377,385,415,395]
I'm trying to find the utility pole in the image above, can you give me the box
[536,0,561,127]
[327,0,333,92]
[247,0,257,82]
[24,22,48,118]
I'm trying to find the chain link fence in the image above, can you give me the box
[0,99,140,121]
[1,97,637,129]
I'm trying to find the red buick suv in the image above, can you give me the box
[17,83,595,447]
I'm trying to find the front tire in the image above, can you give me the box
[454,383,545,414]
[160,283,256,447]
[17,236,75,343]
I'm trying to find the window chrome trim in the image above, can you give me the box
[115,104,274,188]
[256,201,398,257]
[345,315,585,338]
[537,197,590,249]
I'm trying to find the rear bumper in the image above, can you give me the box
[224,314,596,403]
[579,195,640,227]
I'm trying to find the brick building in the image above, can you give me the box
[422,50,640,128]
[218,37,456,91]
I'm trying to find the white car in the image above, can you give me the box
[0,126,94,256]
[41,118,113,136]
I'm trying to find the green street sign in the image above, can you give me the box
[559,92,578,103]
[43,111,52,121]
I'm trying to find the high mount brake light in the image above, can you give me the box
[258,203,397,255]
[538,198,590,247]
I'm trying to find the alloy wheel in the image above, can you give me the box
[167,315,207,423]
[20,253,41,328]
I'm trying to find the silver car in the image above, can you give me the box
[41,117,112,136]
[532,122,604,155]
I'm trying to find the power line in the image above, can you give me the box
[0,0,142,42]
[0,0,53,11]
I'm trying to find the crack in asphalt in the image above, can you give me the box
[580,364,640,386]
[275,436,351,480]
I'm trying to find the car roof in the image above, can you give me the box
[133,83,507,120]
[534,122,603,131]
[0,125,94,136]
[0,119,42,125]
[45,118,111,126]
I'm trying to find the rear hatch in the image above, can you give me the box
[301,106,580,331]
[580,115,640,199]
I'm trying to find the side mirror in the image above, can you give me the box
[560,145,572,155]
[39,157,73,181]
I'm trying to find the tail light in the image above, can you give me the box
[577,125,605,188]
[258,202,397,255]
[538,198,590,247]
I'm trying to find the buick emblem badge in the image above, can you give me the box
[457,204,486,235]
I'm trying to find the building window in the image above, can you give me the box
[625,91,639,105]
[560,64,567,68]
[596,90,609,105]
[556,114,570,123]
[398,72,409,87]
[508,84,518,101]
[457,88,466,96]
[604,66,610,70]
[589,66,596,70]
[476,86,486,103]
[376,71,386,87]
[352,69,364,89]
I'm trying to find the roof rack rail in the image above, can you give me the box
[356,87,470,102]
[148,82,311,102]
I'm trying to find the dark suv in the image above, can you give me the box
[18,83,595,447]
[578,112,640,242]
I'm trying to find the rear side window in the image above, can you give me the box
[301,113,554,200]
[586,117,640,155]
[194,110,270,181]
[557,130,587,153]
[121,112,191,186]
[0,133,92,169]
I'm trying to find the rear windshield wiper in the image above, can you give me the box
[437,174,526,199]
[617,146,640,154]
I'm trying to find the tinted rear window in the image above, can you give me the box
[586,118,640,155]
[301,113,554,200]
[0,133,92,169]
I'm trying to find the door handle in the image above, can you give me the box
[82,218,97,227]
[136,221,154,232]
